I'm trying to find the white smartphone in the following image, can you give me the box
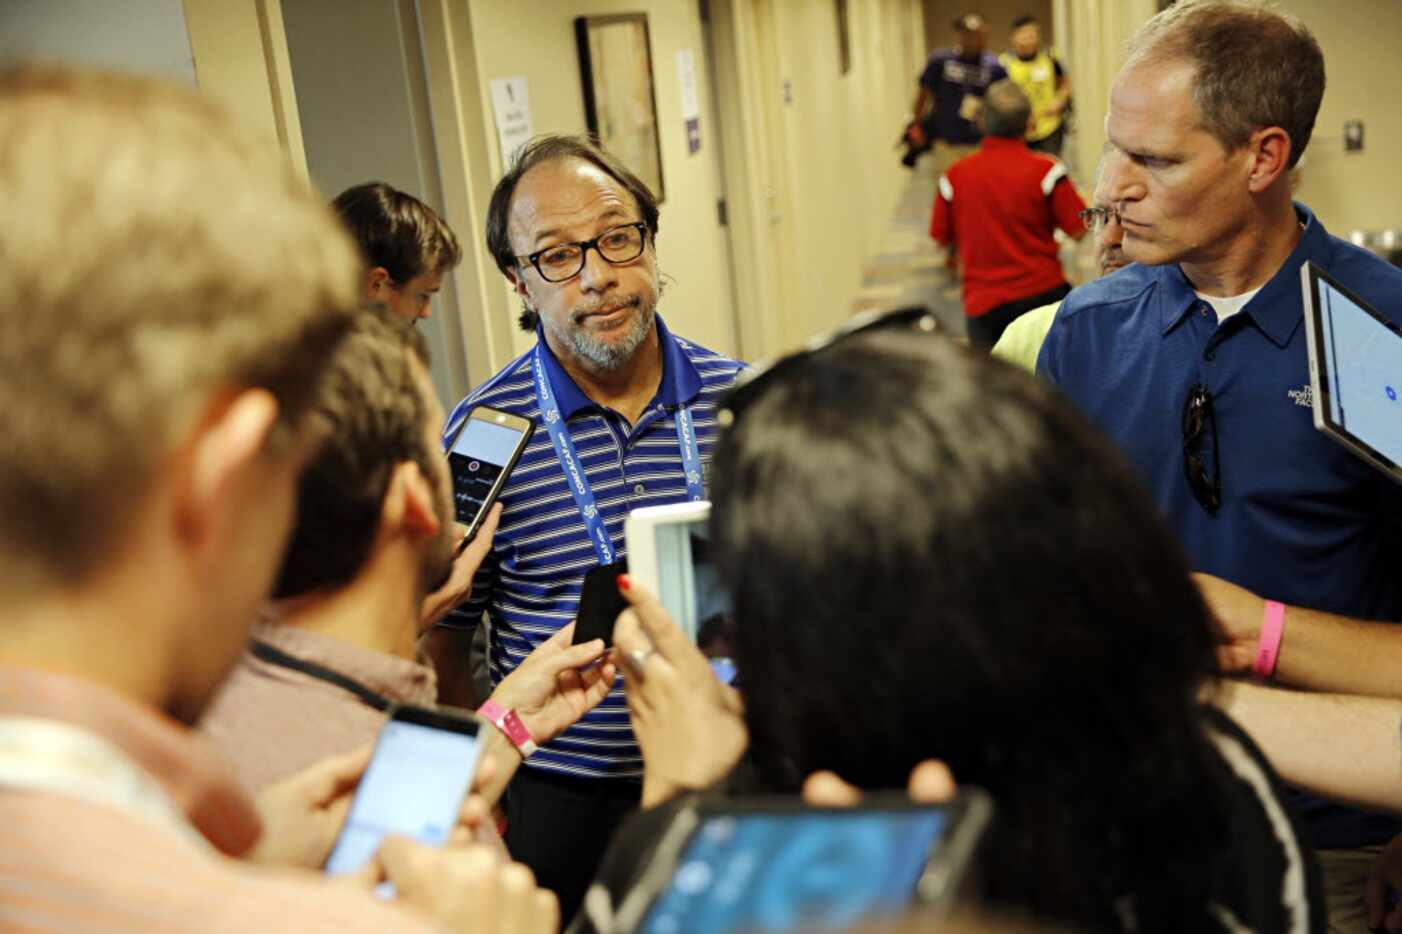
[324,704,483,893]
[445,405,535,543]
[625,502,736,681]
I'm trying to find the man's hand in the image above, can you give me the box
[421,503,502,630]
[1193,572,1264,673]
[1368,833,1402,931]
[489,622,616,745]
[249,745,372,868]
[613,578,748,809]
[801,760,958,808]
[251,746,507,870]
[379,837,558,934]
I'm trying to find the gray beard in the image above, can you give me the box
[563,300,656,371]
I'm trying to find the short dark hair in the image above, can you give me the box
[272,306,435,599]
[1125,0,1325,168]
[983,80,1032,138]
[711,334,1229,927]
[1011,14,1038,29]
[332,182,462,284]
[486,135,660,331]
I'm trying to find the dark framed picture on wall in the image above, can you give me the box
[574,13,665,202]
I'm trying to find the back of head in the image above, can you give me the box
[1125,0,1324,167]
[273,307,437,599]
[710,334,1222,926]
[332,181,462,282]
[485,134,660,331]
[0,65,361,601]
[982,80,1031,139]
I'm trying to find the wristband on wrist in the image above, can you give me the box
[478,699,537,758]
[1252,600,1286,679]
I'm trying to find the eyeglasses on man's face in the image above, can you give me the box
[718,306,941,429]
[517,221,649,284]
[1182,383,1221,513]
[1078,206,1120,233]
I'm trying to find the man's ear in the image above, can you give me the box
[1246,126,1293,194]
[366,266,394,300]
[176,389,280,546]
[382,461,442,542]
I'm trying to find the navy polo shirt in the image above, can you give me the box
[918,50,1007,146]
[439,316,744,780]
[1039,203,1402,847]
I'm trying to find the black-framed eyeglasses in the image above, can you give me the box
[1078,206,1119,232]
[1182,383,1221,513]
[516,222,649,283]
[718,306,941,428]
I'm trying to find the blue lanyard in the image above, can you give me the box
[534,342,705,567]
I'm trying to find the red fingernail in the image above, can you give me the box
[617,574,632,591]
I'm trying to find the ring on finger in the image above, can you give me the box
[628,647,658,672]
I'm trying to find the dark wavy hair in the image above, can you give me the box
[332,181,462,283]
[710,333,1227,930]
[485,134,660,332]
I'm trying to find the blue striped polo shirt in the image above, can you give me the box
[439,315,744,779]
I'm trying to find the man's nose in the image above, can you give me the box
[578,244,619,291]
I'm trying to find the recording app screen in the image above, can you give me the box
[641,810,948,934]
[655,519,736,682]
[324,720,480,877]
[1318,278,1402,467]
[448,417,525,525]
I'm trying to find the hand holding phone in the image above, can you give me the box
[323,704,484,893]
[446,405,534,541]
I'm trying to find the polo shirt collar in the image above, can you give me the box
[534,313,703,419]
[1158,201,1328,346]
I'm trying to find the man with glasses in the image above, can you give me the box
[421,135,743,923]
[992,167,1129,371]
[1037,4,1402,928]
[930,80,1086,349]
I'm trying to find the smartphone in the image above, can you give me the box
[625,502,737,682]
[324,704,483,891]
[574,560,629,647]
[445,405,534,542]
[633,791,993,933]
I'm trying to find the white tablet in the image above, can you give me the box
[1301,261,1402,485]
[624,502,735,679]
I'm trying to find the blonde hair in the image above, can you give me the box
[0,66,361,594]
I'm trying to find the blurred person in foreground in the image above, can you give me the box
[595,316,1323,932]
[0,65,552,933]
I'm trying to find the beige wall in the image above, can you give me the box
[465,0,739,362]
[1278,0,1402,235]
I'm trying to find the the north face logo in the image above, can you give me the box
[1288,384,1313,408]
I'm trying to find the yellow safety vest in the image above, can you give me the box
[1000,50,1062,142]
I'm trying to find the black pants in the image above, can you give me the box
[1029,124,1066,157]
[965,282,1071,350]
[504,766,642,926]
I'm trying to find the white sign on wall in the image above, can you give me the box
[676,49,701,155]
[489,76,534,166]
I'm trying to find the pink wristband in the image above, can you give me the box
[1253,600,1286,679]
[478,699,538,758]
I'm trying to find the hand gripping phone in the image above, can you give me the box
[445,405,534,542]
[323,704,484,892]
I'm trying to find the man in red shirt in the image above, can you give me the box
[931,79,1087,348]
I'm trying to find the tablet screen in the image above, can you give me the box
[1314,272,1402,471]
[640,809,948,934]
